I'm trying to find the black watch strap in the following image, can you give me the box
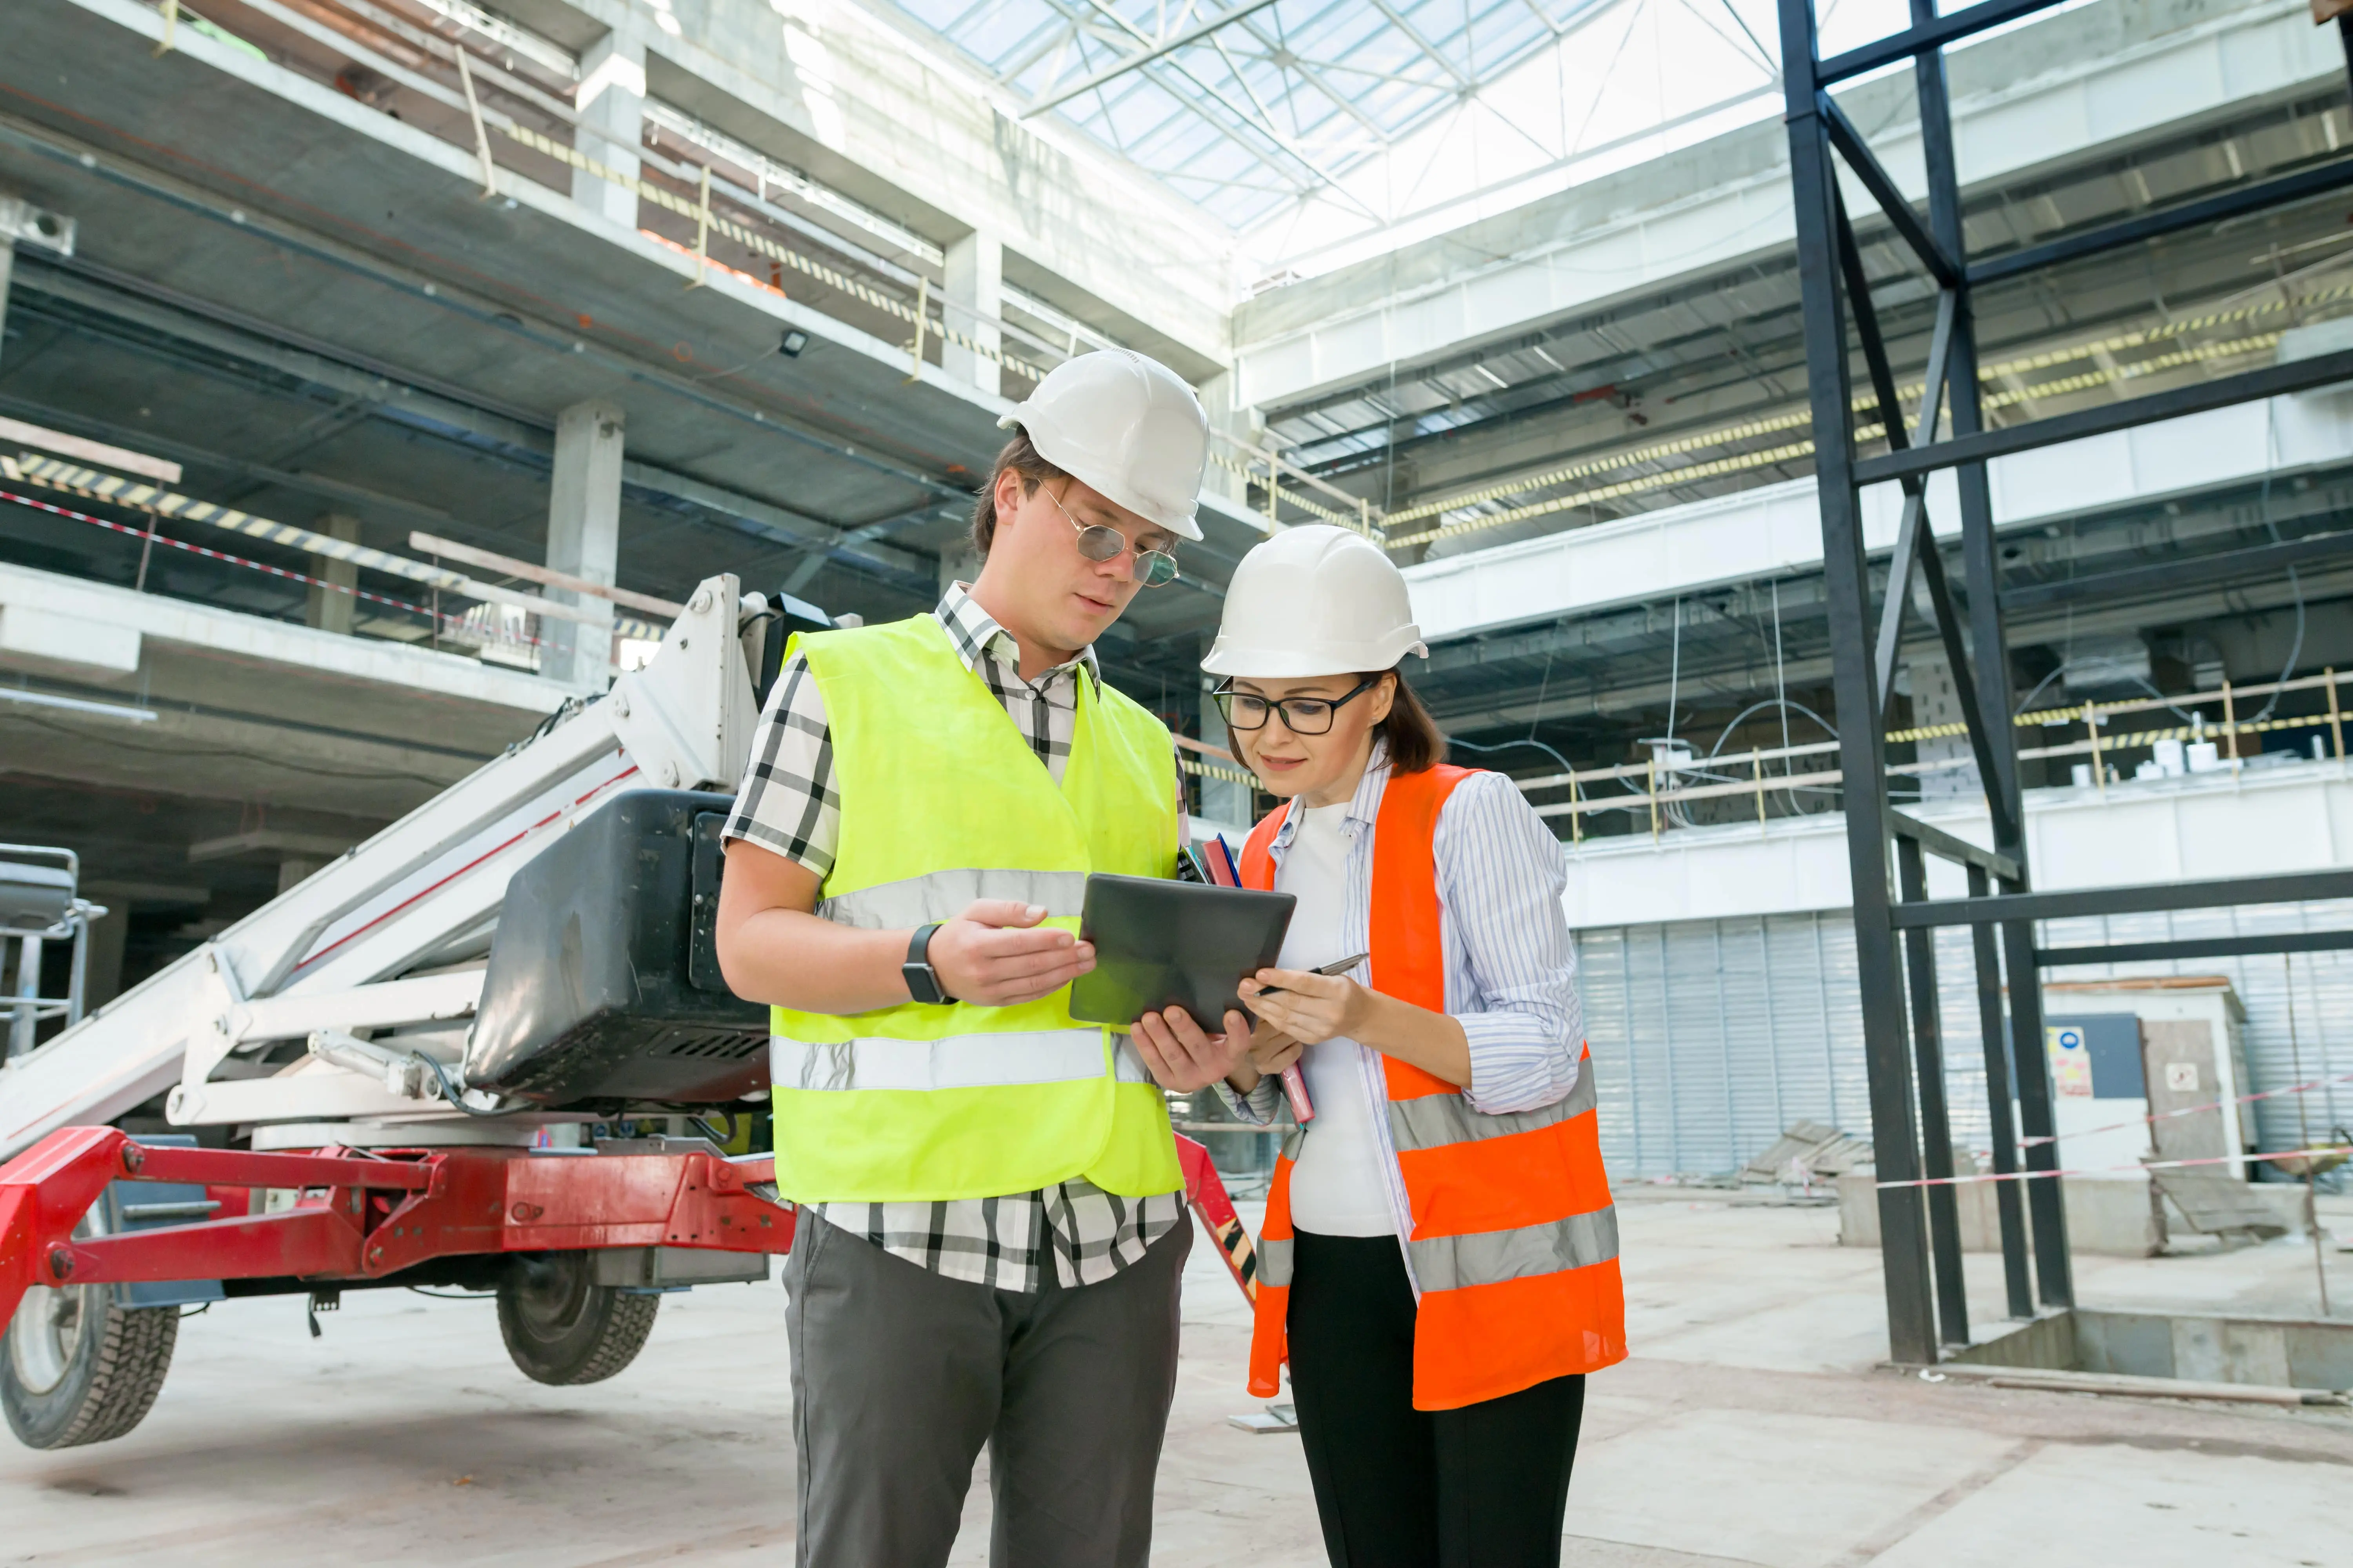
[902,921,955,1005]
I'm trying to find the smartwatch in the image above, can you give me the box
[903,921,956,1005]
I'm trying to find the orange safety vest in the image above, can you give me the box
[1243,763,1627,1411]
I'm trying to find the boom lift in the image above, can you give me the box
[0,577,792,1448]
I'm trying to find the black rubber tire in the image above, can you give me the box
[2,1282,179,1450]
[496,1252,660,1386]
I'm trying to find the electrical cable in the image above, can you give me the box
[2250,396,2306,725]
[2011,661,2199,725]
[407,1286,498,1300]
[1705,698,1839,758]
[1447,735,1578,774]
[1772,578,1798,816]
[1664,598,1682,747]
[409,1051,516,1119]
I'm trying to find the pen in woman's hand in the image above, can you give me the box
[1250,952,1369,999]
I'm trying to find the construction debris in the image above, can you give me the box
[1743,1121,1873,1188]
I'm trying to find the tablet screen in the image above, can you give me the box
[1068,873,1295,1028]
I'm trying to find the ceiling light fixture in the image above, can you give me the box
[0,686,159,723]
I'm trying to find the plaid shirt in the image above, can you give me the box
[724,584,1182,1291]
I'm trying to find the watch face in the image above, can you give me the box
[904,961,940,1005]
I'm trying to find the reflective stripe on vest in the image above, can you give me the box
[1239,763,1628,1411]
[765,614,1182,1204]
[1386,1054,1598,1153]
[1407,1206,1620,1293]
[771,1030,1154,1092]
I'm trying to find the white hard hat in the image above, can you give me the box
[1200,524,1428,678]
[998,350,1209,541]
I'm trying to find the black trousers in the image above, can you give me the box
[1286,1230,1586,1568]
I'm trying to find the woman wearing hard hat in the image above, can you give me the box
[1133,525,1625,1568]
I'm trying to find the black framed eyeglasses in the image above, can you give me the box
[1045,485,1179,588]
[1213,676,1379,735]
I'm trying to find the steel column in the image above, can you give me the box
[1895,837,1969,1347]
[2002,911,2072,1305]
[1967,863,2036,1320]
[1910,0,2071,1313]
[1779,0,1936,1366]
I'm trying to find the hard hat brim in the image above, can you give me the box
[1199,632,1429,678]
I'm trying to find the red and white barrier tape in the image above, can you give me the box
[2016,1069,2353,1149]
[0,488,548,648]
[1876,1143,2352,1190]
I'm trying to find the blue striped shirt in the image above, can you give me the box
[1220,746,1586,1134]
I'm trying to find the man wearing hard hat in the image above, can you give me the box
[714,351,1256,1568]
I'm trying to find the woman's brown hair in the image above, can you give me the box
[970,428,1068,557]
[1371,668,1447,773]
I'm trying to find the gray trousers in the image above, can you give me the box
[785,1208,1193,1568]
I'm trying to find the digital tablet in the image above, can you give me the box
[1067,873,1295,1028]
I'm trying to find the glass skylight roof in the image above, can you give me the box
[880,0,1614,231]
[873,0,2034,277]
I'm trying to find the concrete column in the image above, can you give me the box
[305,513,362,636]
[1197,671,1252,832]
[6,935,39,1059]
[938,541,980,592]
[942,231,1003,395]
[1906,650,1978,802]
[0,239,14,371]
[278,858,327,894]
[573,31,644,230]
[1195,371,1254,507]
[544,400,625,689]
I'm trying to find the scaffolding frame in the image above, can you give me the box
[1777,0,2353,1363]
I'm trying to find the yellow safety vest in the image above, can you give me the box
[768,613,1183,1203]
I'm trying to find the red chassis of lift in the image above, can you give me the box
[0,1128,1260,1326]
[0,1126,796,1324]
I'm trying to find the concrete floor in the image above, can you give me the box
[4,1196,2349,1566]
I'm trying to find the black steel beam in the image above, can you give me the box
[1896,838,1971,1348]
[1874,489,1931,720]
[1856,350,2353,485]
[2038,928,2353,966]
[1911,522,2020,850]
[1816,0,2057,84]
[1914,0,2068,1311]
[1821,96,1960,288]
[1842,226,2015,846]
[2000,531,2353,610]
[1780,0,1938,1368]
[1967,864,2036,1321]
[2001,911,2072,1306]
[1968,156,2353,285]
[1893,867,2353,927]
[1886,810,2022,884]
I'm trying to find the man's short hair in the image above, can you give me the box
[970,429,1069,557]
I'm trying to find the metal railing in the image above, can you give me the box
[1512,670,2353,843]
[2,847,107,1061]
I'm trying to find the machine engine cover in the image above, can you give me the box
[464,790,767,1105]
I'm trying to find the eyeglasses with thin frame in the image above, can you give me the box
[1044,485,1180,588]
[1213,676,1380,736]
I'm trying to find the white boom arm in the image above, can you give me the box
[0,576,764,1160]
